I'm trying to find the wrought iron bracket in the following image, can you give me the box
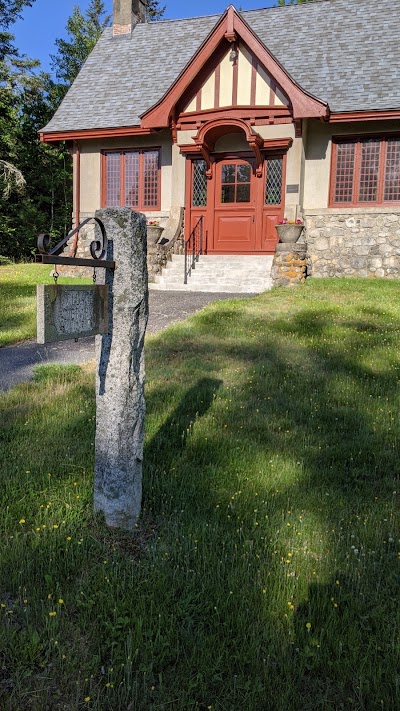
[36,217,115,270]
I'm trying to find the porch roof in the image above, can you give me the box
[42,0,400,135]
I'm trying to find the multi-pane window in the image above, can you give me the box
[103,149,160,210]
[265,158,283,205]
[220,163,251,203]
[331,136,400,206]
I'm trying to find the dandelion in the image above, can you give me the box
[67,536,72,541]
[58,599,64,605]
[306,622,312,630]
[19,519,26,524]
[23,599,28,604]
[84,698,91,703]
[49,611,57,617]
[35,527,41,532]
[53,525,59,530]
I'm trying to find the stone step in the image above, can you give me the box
[149,254,273,293]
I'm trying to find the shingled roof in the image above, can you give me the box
[42,0,400,134]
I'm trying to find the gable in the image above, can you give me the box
[182,43,289,114]
[40,0,400,140]
[141,6,326,130]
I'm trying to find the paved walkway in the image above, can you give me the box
[0,291,252,391]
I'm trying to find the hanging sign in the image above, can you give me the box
[37,284,109,344]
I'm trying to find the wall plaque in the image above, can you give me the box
[37,284,109,344]
[286,184,299,194]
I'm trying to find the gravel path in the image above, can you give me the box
[0,291,252,391]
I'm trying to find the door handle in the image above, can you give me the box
[252,215,255,223]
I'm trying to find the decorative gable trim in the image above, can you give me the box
[141,6,328,129]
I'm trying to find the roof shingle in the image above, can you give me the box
[42,0,400,134]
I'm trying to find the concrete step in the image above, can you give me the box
[149,254,273,293]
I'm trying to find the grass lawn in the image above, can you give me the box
[0,278,399,710]
[0,264,91,347]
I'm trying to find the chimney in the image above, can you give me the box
[113,0,147,36]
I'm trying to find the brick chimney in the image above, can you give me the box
[113,0,147,36]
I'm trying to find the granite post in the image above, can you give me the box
[94,208,148,531]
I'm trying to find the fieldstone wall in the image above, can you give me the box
[305,210,400,278]
[271,243,307,287]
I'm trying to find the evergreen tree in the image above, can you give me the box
[50,0,111,102]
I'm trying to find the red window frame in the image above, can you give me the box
[329,134,400,208]
[101,148,161,211]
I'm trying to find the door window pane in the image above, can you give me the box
[236,184,250,202]
[221,185,235,203]
[192,159,207,206]
[265,158,282,205]
[221,165,235,183]
[237,164,251,183]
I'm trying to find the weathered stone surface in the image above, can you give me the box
[272,244,307,287]
[37,284,108,344]
[305,209,400,279]
[94,208,148,531]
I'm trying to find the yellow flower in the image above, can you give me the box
[84,697,91,703]
[306,622,312,630]
[58,599,64,605]
[35,527,41,532]
[49,611,57,617]
[262,588,267,594]
[19,519,26,524]
[66,536,72,541]
[23,599,28,604]
[53,525,59,530]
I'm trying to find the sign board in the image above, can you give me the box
[37,284,109,344]
[286,184,299,194]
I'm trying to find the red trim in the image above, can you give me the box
[40,126,157,144]
[232,46,238,106]
[329,109,400,123]
[101,147,161,211]
[196,90,202,112]
[177,105,291,131]
[329,134,400,207]
[70,142,80,257]
[224,6,237,43]
[140,7,327,129]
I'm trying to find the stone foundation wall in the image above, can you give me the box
[305,210,400,278]
[271,243,307,287]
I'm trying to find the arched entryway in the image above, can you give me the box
[182,119,291,254]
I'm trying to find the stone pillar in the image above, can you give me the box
[271,243,307,287]
[94,208,148,531]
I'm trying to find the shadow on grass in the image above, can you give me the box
[0,290,399,709]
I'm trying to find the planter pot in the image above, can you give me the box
[147,225,164,245]
[275,224,304,244]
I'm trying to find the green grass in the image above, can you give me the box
[0,264,91,347]
[0,278,399,710]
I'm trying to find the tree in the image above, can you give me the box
[50,0,111,100]
[147,0,165,20]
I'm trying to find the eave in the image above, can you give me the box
[328,109,400,123]
[40,126,157,144]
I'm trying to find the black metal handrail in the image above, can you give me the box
[184,216,203,284]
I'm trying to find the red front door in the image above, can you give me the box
[213,158,256,253]
[185,153,285,254]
